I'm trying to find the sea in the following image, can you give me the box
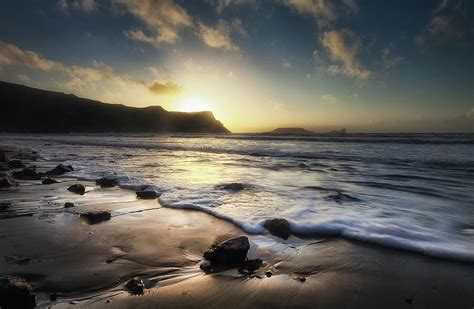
[1,133,473,262]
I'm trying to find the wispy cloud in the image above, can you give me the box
[0,41,181,96]
[198,19,243,51]
[415,0,467,45]
[281,57,293,69]
[148,81,182,96]
[116,0,192,46]
[320,94,337,104]
[57,0,96,13]
[320,29,371,81]
[382,47,403,70]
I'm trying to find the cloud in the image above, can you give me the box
[0,41,180,96]
[116,0,192,46]
[211,0,255,13]
[57,0,96,13]
[0,42,62,71]
[281,57,292,69]
[415,0,467,45]
[320,29,371,81]
[281,0,335,29]
[382,47,403,70]
[17,74,30,82]
[198,20,240,51]
[147,81,182,95]
[320,94,337,104]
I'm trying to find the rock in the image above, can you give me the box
[0,174,17,188]
[244,259,263,273]
[203,236,250,266]
[200,260,213,273]
[125,277,145,295]
[7,160,24,169]
[297,276,306,282]
[50,293,58,301]
[80,211,111,224]
[136,190,160,199]
[0,202,11,211]
[96,177,119,188]
[64,202,74,208]
[42,178,58,185]
[404,297,415,305]
[46,164,73,176]
[265,270,273,278]
[325,192,360,203]
[0,276,36,309]
[263,218,291,240]
[12,167,41,180]
[67,184,85,195]
[221,183,244,191]
[0,150,9,162]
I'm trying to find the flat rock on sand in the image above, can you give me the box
[46,164,74,176]
[136,190,160,199]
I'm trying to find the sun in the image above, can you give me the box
[179,97,211,112]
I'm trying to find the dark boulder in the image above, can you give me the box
[203,236,250,266]
[12,167,41,180]
[46,164,73,176]
[125,277,145,295]
[136,190,160,199]
[0,150,9,162]
[80,211,111,224]
[64,202,74,208]
[7,160,24,169]
[0,276,36,309]
[67,184,85,195]
[42,178,58,185]
[0,174,17,188]
[244,259,263,273]
[199,260,213,273]
[263,218,291,240]
[220,183,244,191]
[0,202,11,211]
[96,177,119,188]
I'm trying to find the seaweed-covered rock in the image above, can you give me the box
[125,277,145,295]
[0,174,17,188]
[96,177,119,188]
[67,184,85,195]
[7,160,24,169]
[136,190,160,199]
[46,164,73,176]
[42,178,58,185]
[12,167,41,180]
[263,218,291,240]
[80,211,111,224]
[0,276,36,309]
[203,236,250,266]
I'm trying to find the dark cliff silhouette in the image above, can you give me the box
[269,128,314,134]
[0,81,230,133]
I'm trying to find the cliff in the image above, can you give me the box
[0,81,230,134]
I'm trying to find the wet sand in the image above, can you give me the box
[0,148,473,308]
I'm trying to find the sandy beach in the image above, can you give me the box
[0,146,472,308]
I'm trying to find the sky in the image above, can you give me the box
[0,0,473,133]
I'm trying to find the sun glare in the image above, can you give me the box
[179,97,211,113]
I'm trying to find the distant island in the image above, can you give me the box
[0,81,230,133]
[267,127,347,135]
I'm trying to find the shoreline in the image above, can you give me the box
[0,146,473,308]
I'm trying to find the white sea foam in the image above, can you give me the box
[1,133,473,262]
